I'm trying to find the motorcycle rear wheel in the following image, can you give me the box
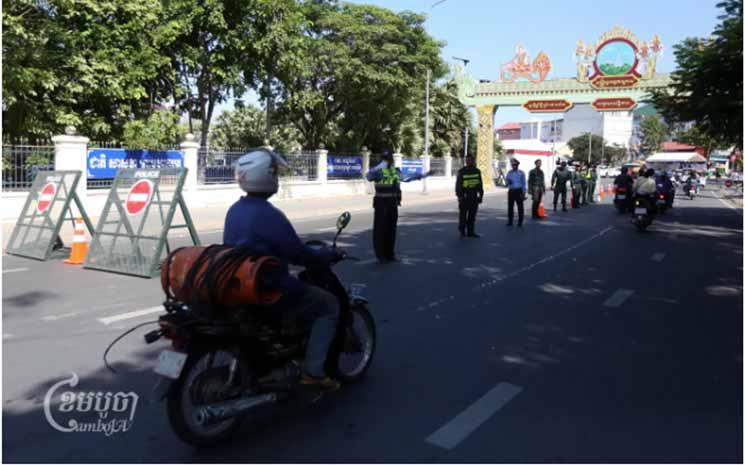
[167,350,247,448]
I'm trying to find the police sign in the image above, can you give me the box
[87,149,184,179]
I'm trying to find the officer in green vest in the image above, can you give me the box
[455,155,484,238]
[573,164,585,208]
[366,153,427,263]
[588,165,598,203]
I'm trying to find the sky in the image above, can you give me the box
[217,0,723,130]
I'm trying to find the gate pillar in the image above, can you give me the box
[476,104,496,191]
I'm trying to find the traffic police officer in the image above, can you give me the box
[366,153,426,263]
[455,155,484,238]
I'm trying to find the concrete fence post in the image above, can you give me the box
[444,155,453,179]
[393,152,403,169]
[52,127,90,202]
[316,148,328,184]
[180,133,200,197]
[421,154,431,194]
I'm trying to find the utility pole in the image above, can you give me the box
[424,0,448,160]
[453,56,471,158]
[588,132,592,165]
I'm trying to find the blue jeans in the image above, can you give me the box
[285,285,340,377]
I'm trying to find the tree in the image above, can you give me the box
[275,1,445,152]
[650,0,743,148]
[675,125,731,156]
[639,115,668,154]
[121,111,182,150]
[2,0,175,141]
[567,134,627,164]
[209,104,301,153]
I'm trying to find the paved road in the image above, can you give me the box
[2,186,742,462]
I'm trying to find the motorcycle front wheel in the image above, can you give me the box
[167,350,247,447]
[330,303,376,383]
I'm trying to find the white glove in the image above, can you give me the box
[373,161,388,171]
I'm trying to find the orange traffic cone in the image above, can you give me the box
[64,218,89,265]
[538,202,548,218]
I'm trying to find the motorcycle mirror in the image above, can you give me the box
[336,212,351,232]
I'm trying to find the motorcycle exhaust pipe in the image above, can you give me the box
[194,393,278,426]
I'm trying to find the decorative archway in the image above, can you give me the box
[455,27,672,189]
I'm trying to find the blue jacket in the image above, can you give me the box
[223,196,336,296]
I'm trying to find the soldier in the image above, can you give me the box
[572,164,585,208]
[585,164,597,204]
[551,161,572,211]
[455,155,484,238]
[528,159,546,219]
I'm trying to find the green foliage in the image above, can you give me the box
[567,134,627,164]
[3,0,175,140]
[675,125,731,156]
[639,116,669,154]
[209,104,301,153]
[650,0,743,148]
[121,112,182,149]
[275,1,446,152]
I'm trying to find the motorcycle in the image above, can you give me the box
[614,186,631,213]
[137,212,376,447]
[683,179,698,199]
[631,196,656,231]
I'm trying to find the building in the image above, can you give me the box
[496,123,521,140]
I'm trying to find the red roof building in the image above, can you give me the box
[496,123,521,141]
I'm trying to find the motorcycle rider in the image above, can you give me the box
[614,166,634,211]
[656,171,675,207]
[223,148,341,390]
[632,168,658,213]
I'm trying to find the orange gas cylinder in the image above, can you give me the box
[161,246,283,309]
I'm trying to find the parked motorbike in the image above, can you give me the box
[631,196,656,231]
[614,186,631,213]
[137,212,376,447]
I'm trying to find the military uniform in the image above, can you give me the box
[572,169,585,208]
[587,168,597,203]
[456,165,484,236]
[551,166,572,211]
[528,166,545,218]
[371,166,402,262]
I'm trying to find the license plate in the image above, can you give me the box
[634,208,647,214]
[154,350,187,379]
[616,194,626,199]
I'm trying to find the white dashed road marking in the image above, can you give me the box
[2,268,28,274]
[98,306,163,325]
[603,289,635,308]
[41,312,79,322]
[651,253,666,262]
[425,382,523,450]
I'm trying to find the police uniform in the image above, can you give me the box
[456,164,484,237]
[371,165,402,262]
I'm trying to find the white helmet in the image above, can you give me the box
[235,148,289,195]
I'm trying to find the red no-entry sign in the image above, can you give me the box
[36,182,57,213]
[125,179,154,216]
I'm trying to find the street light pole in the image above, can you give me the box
[453,56,471,158]
[424,0,448,161]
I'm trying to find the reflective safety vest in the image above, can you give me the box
[375,167,401,198]
[461,172,482,189]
